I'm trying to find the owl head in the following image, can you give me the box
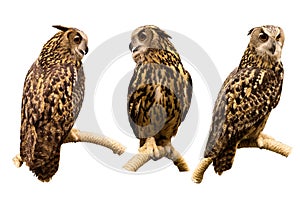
[129,25,176,56]
[52,25,89,60]
[248,25,284,61]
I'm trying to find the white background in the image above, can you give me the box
[1,0,299,199]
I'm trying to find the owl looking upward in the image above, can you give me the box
[193,25,291,183]
[127,25,192,171]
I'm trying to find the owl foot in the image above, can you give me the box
[238,133,292,157]
[256,133,274,148]
[124,140,189,172]
[138,137,164,160]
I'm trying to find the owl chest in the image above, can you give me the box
[130,64,181,93]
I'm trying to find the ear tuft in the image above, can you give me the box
[247,28,255,36]
[157,29,172,39]
[52,25,69,32]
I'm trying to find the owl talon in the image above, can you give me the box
[164,145,172,155]
[257,136,264,148]
[139,137,163,160]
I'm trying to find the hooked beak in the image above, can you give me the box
[129,42,133,52]
[84,46,89,55]
[83,45,89,55]
[129,42,139,53]
[269,41,276,55]
[79,46,89,56]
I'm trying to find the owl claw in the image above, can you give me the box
[139,137,163,160]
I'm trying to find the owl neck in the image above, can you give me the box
[239,46,283,72]
[37,33,81,68]
[133,48,181,67]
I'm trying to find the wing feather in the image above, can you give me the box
[204,67,283,157]
[20,61,83,167]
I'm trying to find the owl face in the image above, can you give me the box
[248,25,284,61]
[129,25,173,57]
[53,25,89,60]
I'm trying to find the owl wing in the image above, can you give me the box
[204,66,283,157]
[20,62,43,164]
[178,62,193,122]
[20,61,81,166]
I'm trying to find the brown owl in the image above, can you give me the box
[193,25,291,183]
[14,25,88,182]
[126,25,192,171]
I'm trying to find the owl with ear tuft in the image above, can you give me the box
[13,25,89,182]
[192,25,291,183]
[13,25,125,182]
[125,25,192,171]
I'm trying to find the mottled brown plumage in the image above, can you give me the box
[127,25,192,169]
[192,25,287,183]
[17,25,88,182]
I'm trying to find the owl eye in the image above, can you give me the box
[73,35,82,44]
[276,33,281,41]
[258,32,269,42]
[138,31,147,41]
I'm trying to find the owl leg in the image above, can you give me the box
[63,129,126,155]
[138,137,163,160]
[124,141,189,172]
[12,154,23,168]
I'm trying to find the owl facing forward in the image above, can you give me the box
[127,25,192,166]
[16,25,88,182]
[204,25,285,175]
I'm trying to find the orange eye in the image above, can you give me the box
[258,32,269,42]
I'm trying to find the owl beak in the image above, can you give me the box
[129,43,139,53]
[78,44,89,57]
[269,42,276,55]
[78,47,88,56]
[84,46,89,55]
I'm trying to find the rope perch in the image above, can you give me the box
[192,133,292,184]
[64,129,126,155]
[237,133,291,157]
[123,144,189,172]
[13,128,126,168]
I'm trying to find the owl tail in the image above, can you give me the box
[212,146,237,175]
[29,152,61,182]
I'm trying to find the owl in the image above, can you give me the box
[193,25,286,183]
[14,25,88,182]
[127,25,193,169]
